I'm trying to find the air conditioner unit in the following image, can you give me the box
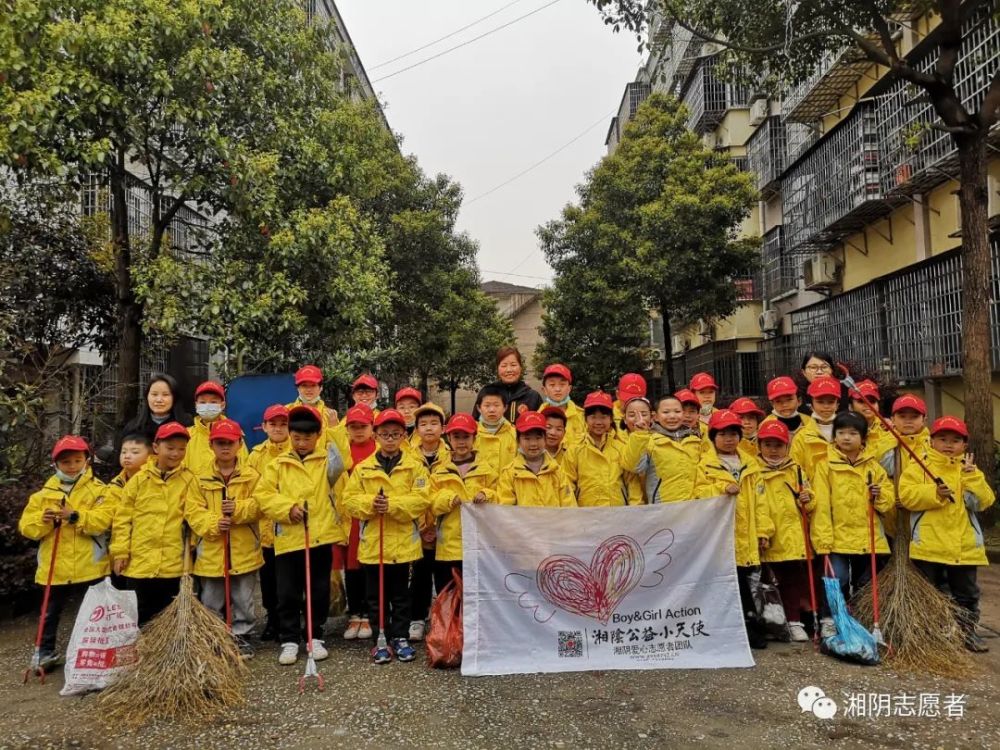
[650,348,665,361]
[803,254,840,290]
[749,99,768,127]
[758,308,780,332]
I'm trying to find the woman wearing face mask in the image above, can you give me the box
[472,346,543,424]
[118,373,192,467]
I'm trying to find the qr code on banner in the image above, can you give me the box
[558,631,583,658]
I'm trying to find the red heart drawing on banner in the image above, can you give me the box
[535,535,645,625]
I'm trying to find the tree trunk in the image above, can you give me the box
[659,302,676,395]
[110,154,141,426]
[450,379,458,415]
[955,131,995,489]
[420,370,430,400]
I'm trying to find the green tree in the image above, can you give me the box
[0,0,371,422]
[535,204,652,393]
[588,0,1000,483]
[541,93,759,393]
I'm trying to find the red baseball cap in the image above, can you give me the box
[930,416,968,438]
[345,403,374,426]
[850,379,880,401]
[352,374,378,391]
[690,372,718,392]
[51,435,90,461]
[583,391,614,412]
[263,404,289,422]
[194,380,225,399]
[394,386,423,405]
[767,376,798,400]
[373,408,406,429]
[294,365,323,385]
[444,413,478,435]
[729,397,765,417]
[540,405,567,422]
[807,375,842,399]
[209,418,243,442]
[708,409,741,431]
[674,388,699,406]
[515,411,547,433]
[892,394,927,416]
[155,422,190,441]
[542,363,573,383]
[617,373,647,400]
[756,420,790,444]
[288,404,321,423]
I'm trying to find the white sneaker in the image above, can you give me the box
[278,642,299,665]
[310,638,329,661]
[343,616,361,640]
[788,622,810,642]
[408,620,426,641]
[357,617,372,640]
[820,617,836,638]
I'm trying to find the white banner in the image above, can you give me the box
[461,497,754,676]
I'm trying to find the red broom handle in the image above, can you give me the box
[32,517,63,651]
[222,482,232,631]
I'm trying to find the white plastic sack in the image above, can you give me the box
[60,577,139,696]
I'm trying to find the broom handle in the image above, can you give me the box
[378,496,385,638]
[32,499,66,653]
[796,468,819,641]
[867,472,880,625]
[303,501,313,651]
[836,364,951,501]
[222,483,232,632]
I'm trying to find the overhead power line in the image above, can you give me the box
[370,0,525,70]
[372,0,564,83]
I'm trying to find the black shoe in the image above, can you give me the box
[746,617,768,650]
[261,617,278,642]
[964,630,989,653]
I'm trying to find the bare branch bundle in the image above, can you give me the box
[98,576,248,727]
[851,510,974,678]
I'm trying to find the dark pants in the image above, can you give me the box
[345,568,368,617]
[365,562,411,641]
[260,546,278,619]
[829,552,887,600]
[433,560,462,595]
[768,560,817,623]
[409,547,436,621]
[276,544,333,644]
[736,565,756,616]
[39,582,89,654]
[128,577,181,626]
[914,560,980,618]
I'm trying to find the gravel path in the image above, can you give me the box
[2,568,998,750]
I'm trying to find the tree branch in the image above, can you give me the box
[859,0,900,65]
[978,68,1000,129]
[928,121,978,136]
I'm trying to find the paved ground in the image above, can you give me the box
[1,568,999,750]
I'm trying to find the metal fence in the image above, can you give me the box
[761,226,797,301]
[672,341,764,402]
[746,116,786,196]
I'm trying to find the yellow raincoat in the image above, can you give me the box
[19,470,112,585]
[562,435,640,506]
[429,458,499,561]
[694,448,764,567]
[755,458,817,563]
[475,421,517,471]
[185,462,263,577]
[183,416,249,477]
[621,428,701,504]
[246,438,290,547]
[497,454,575,507]
[791,418,831,482]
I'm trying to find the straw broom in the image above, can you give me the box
[99,528,248,727]
[850,453,974,677]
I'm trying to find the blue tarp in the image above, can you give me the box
[225,374,298,449]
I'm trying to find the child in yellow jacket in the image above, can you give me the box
[540,364,585,447]
[185,380,248,476]
[730,397,765,457]
[615,396,651,504]
[792,376,840,481]
[562,391,639,506]
[886,394,931,478]
[110,422,198,625]
[810,412,894,600]
[287,364,342,448]
[475,384,518,471]
[254,405,344,666]
[753,420,819,643]
[19,436,112,670]
[185,419,262,657]
[849,379,896,466]
[621,396,701,504]
[104,433,153,584]
[694,410,766,649]
[430,413,499,589]
[343,409,431,664]
[498,411,574,506]
[245,404,290,641]
[541,405,569,465]
[899,416,996,652]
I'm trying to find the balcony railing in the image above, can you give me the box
[877,2,1000,197]
[649,17,701,96]
[681,56,751,134]
[782,101,902,254]
[785,120,819,165]
[746,116,786,196]
[761,226,797,301]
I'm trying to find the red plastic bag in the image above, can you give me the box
[426,569,463,669]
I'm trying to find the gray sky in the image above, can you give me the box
[337,0,643,287]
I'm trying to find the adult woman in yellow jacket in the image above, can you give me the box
[809,412,894,600]
[562,391,641,506]
[343,409,431,663]
[622,396,702,504]
[898,416,995,651]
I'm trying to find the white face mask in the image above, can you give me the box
[196,403,223,420]
[300,395,321,406]
[55,468,82,484]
